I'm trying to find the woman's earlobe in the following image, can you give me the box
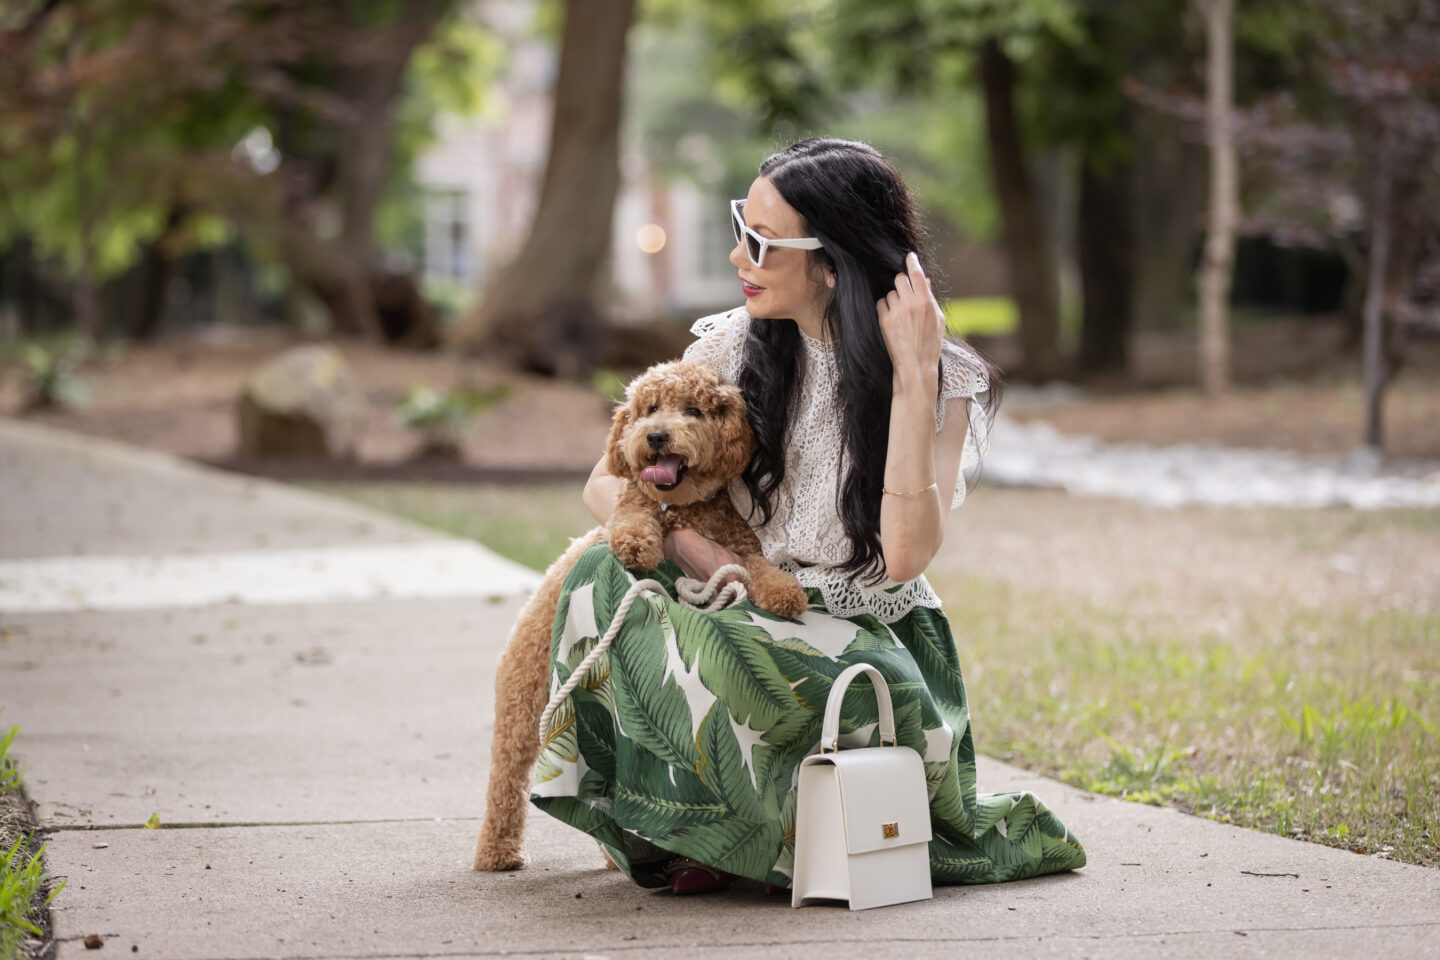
[826,272,836,289]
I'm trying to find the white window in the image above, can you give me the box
[423,189,472,283]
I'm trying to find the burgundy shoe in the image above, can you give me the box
[665,857,735,894]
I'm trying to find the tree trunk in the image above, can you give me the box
[273,2,447,342]
[979,37,1061,382]
[331,12,438,337]
[446,0,636,375]
[1362,134,1393,453]
[71,103,102,341]
[130,204,190,341]
[1077,142,1135,380]
[1197,0,1236,399]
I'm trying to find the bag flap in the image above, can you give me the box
[824,746,933,854]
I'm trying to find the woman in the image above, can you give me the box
[532,138,1085,893]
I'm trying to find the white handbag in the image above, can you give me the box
[791,663,934,911]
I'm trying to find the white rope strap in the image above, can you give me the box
[536,564,750,744]
[675,563,750,611]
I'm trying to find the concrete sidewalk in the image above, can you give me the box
[1,417,1437,959]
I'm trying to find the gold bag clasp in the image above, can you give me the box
[881,822,900,839]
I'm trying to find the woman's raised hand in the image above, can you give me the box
[876,251,945,389]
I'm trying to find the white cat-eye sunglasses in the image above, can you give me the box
[730,198,824,268]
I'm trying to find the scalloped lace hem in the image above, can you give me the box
[784,562,944,624]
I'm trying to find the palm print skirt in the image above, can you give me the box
[530,544,1086,888]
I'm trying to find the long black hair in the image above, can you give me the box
[737,137,1004,584]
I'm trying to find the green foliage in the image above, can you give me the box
[1279,699,1436,768]
[393,383,510,455]
[2,0,476,333]
[411,19,506,120]
[0,725,65,955]
[626,6,784,199]
[378,14,506,260]
[417,274,477,326]
[943,297,1019,337]
[629,3,1006,245]
[19,341,92,410]
[1,834,62,949]
[591,369,628,406]
[0,1,269,290]
[696,0,837,133]
[830,0,1082,82]
[639,0,1088,248]
[910,90,999,242]
[0,726,19,795]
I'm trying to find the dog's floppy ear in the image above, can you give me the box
[712,383,755,479]
[605,400,635,480]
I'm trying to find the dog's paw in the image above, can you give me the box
[753,580,810,619]
[611,533,664,572]
[473,843,530,872]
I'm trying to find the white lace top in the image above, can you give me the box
[682,306,992,624]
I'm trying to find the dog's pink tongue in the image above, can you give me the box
[640,454,684,485]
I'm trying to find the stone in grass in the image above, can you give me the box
[236,345,362,459]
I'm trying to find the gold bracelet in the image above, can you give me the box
[882,480,938,497]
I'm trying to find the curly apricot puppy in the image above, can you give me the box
[473,361,808,872]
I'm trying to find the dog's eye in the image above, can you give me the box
[648,404,658,415]
[684,407,702,418]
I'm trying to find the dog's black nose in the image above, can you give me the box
[647,429,670,449]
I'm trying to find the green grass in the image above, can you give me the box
[1,725,64,957]
[303,481,1440,869]
[303,482,595,573]
[925,573,1440,868]
[0,729,17,797]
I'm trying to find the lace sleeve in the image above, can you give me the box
[681,306,749,384]
[936,340,992,510]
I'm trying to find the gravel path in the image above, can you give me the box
[984,416,1440,509]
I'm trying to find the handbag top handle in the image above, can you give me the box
[820,663,898,753]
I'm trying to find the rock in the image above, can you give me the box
[236,345,361,459]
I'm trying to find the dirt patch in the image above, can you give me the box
[932,486,1439,623]
[0,328,614,477]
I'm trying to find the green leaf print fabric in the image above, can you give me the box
[530,544,1086,889]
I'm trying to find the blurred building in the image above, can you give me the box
[412,4,738,323]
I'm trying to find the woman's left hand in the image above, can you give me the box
[876,251,945,388]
